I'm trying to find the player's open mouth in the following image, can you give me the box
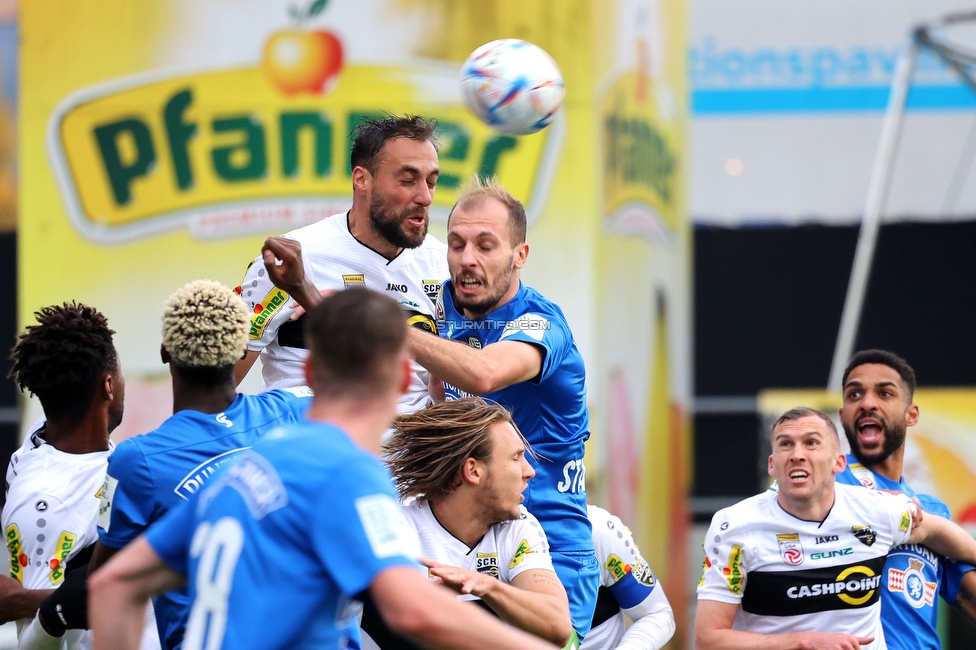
[406,215,426,227]
[457,278,482,292]
[789,469,809,482]
[857,418,884,446]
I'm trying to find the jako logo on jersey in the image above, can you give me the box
[423,280,441,302]
[787,564,880,606]
[510,539,532,568]
[811,548,852,561]
[342,274,365,288]
[249,288,288,340]
[174,447,250,500]
[605,554,630,581]
[557,459,586,493]
[216,413,233,428]
[723,545,745,595]
[777,533,804,566]
[5,525,25,584]
[815,535,838,544]
[852,525,877,547]
[48,532,77,585]
[888,558,936,608]
[476,552,499,578]
[386,283,407,293]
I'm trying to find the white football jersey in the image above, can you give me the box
[3,429,159,650]
[238,212,448,413]
[402,499,555,600]
[697,483,915,650]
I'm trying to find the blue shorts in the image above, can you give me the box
[551,549,599,642]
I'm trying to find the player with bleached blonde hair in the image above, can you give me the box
[82,280,312,650]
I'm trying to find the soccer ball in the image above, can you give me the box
[460,39,565,136]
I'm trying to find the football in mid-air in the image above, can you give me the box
[460,39,565,136]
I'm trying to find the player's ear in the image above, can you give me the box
[513,242,529,269]
[767,454,774,476]
[398,354,412,395]
[905,403,919,427]
[160,344,171,365]
[462,457,483,485]
[304,356,315,388]
[352,165,371,195]
[833,450,847,474]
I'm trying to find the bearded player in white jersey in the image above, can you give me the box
[696,407,976,650]
[235,115,447,413]
[361,397,572,649]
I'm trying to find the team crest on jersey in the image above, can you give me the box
[632,558,656,587]
[435,286,446,322]
[510,539,532,568]
[5,524,25,584]
[777,533,804,566]
[848,464,877,489]
[423,280,441,302]
[48,532,76,584]
[476,552,499,578]
[342,274,365,288]
[888,558,936,608]
[852,525,877,547]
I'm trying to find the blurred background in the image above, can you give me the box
[2,0,976,647]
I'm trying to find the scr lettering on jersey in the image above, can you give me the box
[476,552,500,578]
[423,280,441,302]
[741,556,886,616]
[174,448,250,500]
[5,525,25,584]
[557,459,586,494]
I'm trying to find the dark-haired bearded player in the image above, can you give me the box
[835,349,976,649]
[234,115,447,414]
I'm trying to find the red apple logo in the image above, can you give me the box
[263,0,343,95]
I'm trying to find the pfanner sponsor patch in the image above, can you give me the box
[5,525,25,583]
[48,532,77,585]
[249,288,288,340]
[723,545,745,594]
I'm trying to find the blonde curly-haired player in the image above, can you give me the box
[86,280,312,650]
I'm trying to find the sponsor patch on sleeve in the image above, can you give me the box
[509,538,533,568]
[5,524,24,583]
[48,532,77,584]
[723,545,744,594]
[249,288,289,340]
[355,494,418,560]
[97,474,119,532]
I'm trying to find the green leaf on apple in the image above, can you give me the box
[309,0,329,17]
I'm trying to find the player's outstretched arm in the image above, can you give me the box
[425,558,571,646]
[910,512,976,567]
[615,580,675,650]
[696,600,873,650]
[372,566,560,650]
[409,329,542,395]
[89,537,185,650]
[0,575,51,625]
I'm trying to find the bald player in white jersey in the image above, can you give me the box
[235,115,447,413]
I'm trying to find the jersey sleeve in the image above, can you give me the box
[144,497,197,577]
[312,462,420,598]
[696,509,748,605]
[236,256,299,353]
[502,510,554,581]
[4,494,87,589]
[97,442,157,549]
[877,491,915,548]
[591,509,663,610]
[498,311,570,384]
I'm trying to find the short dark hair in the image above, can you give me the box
[773,407,839,441]
[842,349,916,399]
[383,397,531,501]
[304,288,407,398]
[9,303,117,422]
[449,175,527,246]
[350,115,438,175]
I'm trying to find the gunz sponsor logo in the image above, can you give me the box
[811,548,852,561]
[5,525,25,583]
[48,532,77,585]
[476,552,499,578]
[249,288,288,340]
[852,526,877,547]
[777,533,803,566]
[174,448,249,500]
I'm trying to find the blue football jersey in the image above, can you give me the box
[98,388,311,650]
[836,455,975,650]
[145,421,421,650]
[438,281,592,554]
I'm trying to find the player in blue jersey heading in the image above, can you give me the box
[259,176,600,642]
[87,280,312,650]
[836,349,976,648]
[89,288,560,650]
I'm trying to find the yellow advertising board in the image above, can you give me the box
[22,1,690,643]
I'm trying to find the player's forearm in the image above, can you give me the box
[618,607,675,650]
[408,329,496,394]
[87,581,148,650]
[914,514,976,566]
[0,587,51,624]
[480,582,572,646]
[697,625,833,650]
